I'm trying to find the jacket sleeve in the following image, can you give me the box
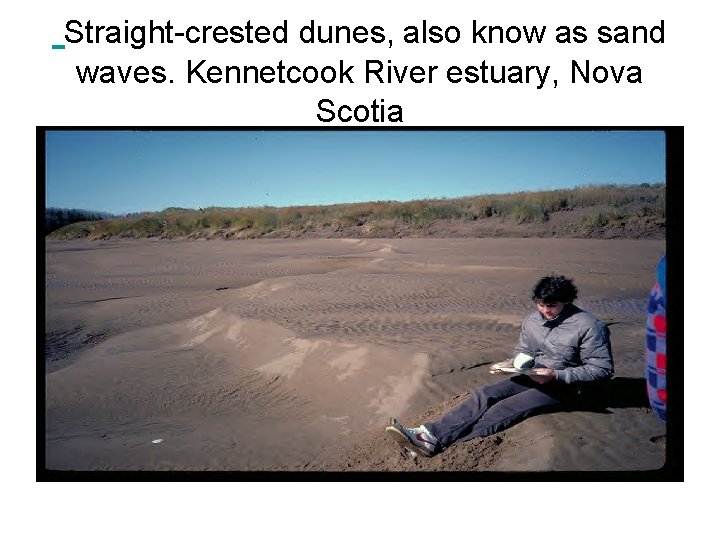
[555,320,614,384]
[513,316,535,357]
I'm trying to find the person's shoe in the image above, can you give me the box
[385,418,439,457]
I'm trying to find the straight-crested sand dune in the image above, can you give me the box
[44,237,667,473]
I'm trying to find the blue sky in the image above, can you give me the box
[45,130,665,215]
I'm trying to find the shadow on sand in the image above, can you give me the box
[569,376,651,413]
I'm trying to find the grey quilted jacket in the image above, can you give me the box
[514,304,614,384]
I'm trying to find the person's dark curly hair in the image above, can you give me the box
[532,275,578,304]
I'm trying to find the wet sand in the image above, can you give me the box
[44,237,666,473]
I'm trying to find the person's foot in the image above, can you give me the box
[385,418,440,457]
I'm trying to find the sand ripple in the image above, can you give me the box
[45,237,666,472]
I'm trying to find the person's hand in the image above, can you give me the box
[528,368,556,384]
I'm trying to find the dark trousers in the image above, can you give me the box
[425,376,577,448]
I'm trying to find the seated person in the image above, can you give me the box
[386,274,614,457]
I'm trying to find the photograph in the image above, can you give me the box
[40,128,676,478]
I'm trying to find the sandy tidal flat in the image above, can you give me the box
[44,237,667,472]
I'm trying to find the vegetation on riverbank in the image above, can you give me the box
[46,183,665,240]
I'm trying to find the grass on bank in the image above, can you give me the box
[47,183,665,240]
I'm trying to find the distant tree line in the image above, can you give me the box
[45,207,115,235]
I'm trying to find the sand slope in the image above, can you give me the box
[44,237,666,472]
